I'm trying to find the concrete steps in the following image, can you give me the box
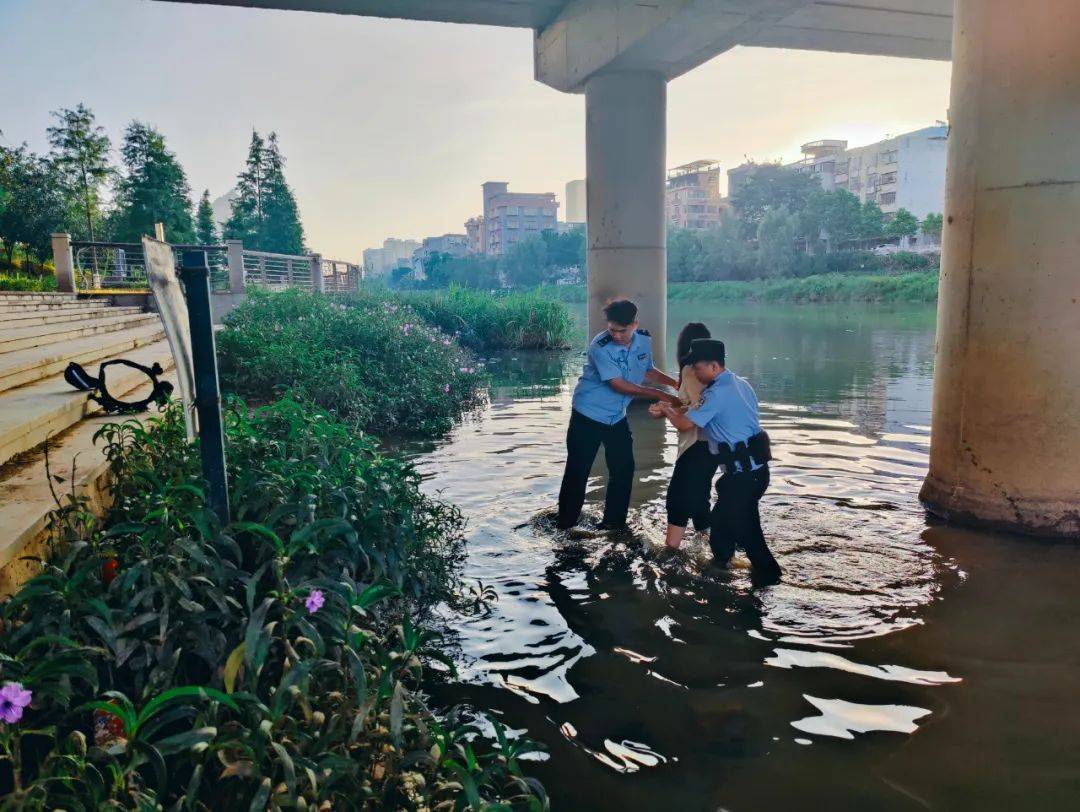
[0,294,175,595]
[0,311,161,354]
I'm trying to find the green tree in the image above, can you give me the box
[196,189,217,244]
[0,145,69,270]
[260,132,305,255]
[500,236,548,288]
[921,212,944,241]
[224,131,305,254]
[858,200,886,239]
[730,163,821,238]
[666,226,704,282]
[223,131,266,247]
[886,207,919,240]
[110,122,195,243]
[756,206,799,277]
[47,104,111,242]
[540,226,585,270]
[699,210,756,280]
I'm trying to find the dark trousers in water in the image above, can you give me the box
[710,465,782,582]
[666,441,718,531]
[557,409,634,529]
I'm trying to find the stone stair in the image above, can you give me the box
[0,293,176,595]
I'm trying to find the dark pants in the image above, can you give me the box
[667,441,718,531]
[710,465,782,582]
[557,409,634,529]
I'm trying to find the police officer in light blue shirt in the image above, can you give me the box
[657,338,782,584]
[556,299,680,531]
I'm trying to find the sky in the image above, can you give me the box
[0,0,952,262]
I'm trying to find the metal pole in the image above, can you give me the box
[179,250,230,524]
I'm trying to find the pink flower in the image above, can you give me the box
[0,682,32,724]
[305,590,325,613]
[444,384,450,393]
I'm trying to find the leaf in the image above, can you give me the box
[155,726,217,755]
[230,521,283,553]
[135,686,239,735]
[389,680,405,749]
[248,777,272,812]
[271,741,297,799]
[224,642,246,694]
[353,582,400,612]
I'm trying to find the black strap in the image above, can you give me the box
[64,358,172,414]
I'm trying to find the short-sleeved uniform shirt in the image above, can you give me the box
[686,369,764,471]
[571,329,653,425]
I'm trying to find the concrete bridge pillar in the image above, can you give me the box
[921,0,1080,537]
[585,71,667,362]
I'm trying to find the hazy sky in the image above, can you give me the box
[1,0,951,261]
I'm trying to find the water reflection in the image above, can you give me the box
[413,303,1080,810]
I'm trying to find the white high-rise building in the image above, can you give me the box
[565,179,586,224]
[362,238,421,278]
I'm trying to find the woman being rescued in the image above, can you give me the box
[649,322,718,550]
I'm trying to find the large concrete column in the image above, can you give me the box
[585,71,667,363]
[921,0,1080,538]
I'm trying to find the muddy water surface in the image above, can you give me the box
[409,303,1080,811]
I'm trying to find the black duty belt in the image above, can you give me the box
[709,430,773,473]
[65,359,173,415]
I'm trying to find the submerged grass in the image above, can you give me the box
[390,287,574,352]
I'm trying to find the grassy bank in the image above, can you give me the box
[218,289,488,436]
[0,273,57,292]
[547,271,940,305]
[389,287,574,352]
[0,399,546,809]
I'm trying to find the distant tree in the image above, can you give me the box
[921,212,944,241]
[540,226,585,270]
[260,132,305,255]
[819,189,864,247]
[756,207,799,277]
[224,131,305,254]
[223,131,266,247]
[500,236,548,288]
[196,189,218,244]
[110,122,195,243]
[666,227,704,282]
[699,210,757,279]
[730,163,822,238]
[886,208,920,240]
[47,104,111,243]
[389,265,412,287]
[0,145,69,270]
[858,200,886,240]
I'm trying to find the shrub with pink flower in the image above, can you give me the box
[305,589,325,613]
[0,681,32,724]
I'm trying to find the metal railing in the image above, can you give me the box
[242,249,314,290]
[58,235,362,296]
[72,241,228,292]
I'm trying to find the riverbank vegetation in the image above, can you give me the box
[0,398,547,809]
[548,270,940,305]
[218,289,488,437]
[397,287,574,351]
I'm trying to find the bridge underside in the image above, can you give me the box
[165,0,1080,539]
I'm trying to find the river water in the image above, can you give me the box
[411,302,1080,810]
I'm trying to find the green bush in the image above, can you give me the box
[0,273,58,292]
[217,289,487,437]
[0,399,547,810]
[396,287,574,351]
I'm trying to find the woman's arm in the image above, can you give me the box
[645,367,678,388]
[609,377,681,405]
[658,400,696,432]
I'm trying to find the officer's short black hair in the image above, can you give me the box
[603,299,638,326]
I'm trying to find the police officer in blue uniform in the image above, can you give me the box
[556,299,680,531]
[657,338,782,584]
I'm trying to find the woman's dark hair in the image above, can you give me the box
[676,322,711,367]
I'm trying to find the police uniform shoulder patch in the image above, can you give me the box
[596,333,613,347]
[635,328,650,337]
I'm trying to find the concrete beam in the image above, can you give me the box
[535,0,813,93]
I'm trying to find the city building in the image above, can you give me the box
[728,124,948,221]
[564,179,586,224]
[665,160,727,230]
[412,233,469,273]
[362,237,420,278]
[481,181,558,255]
[464,216,484,254]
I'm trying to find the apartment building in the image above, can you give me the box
[666,160,727,230]
[481,181,559,255]
[362,237,420,278]
[564,179,586,224]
